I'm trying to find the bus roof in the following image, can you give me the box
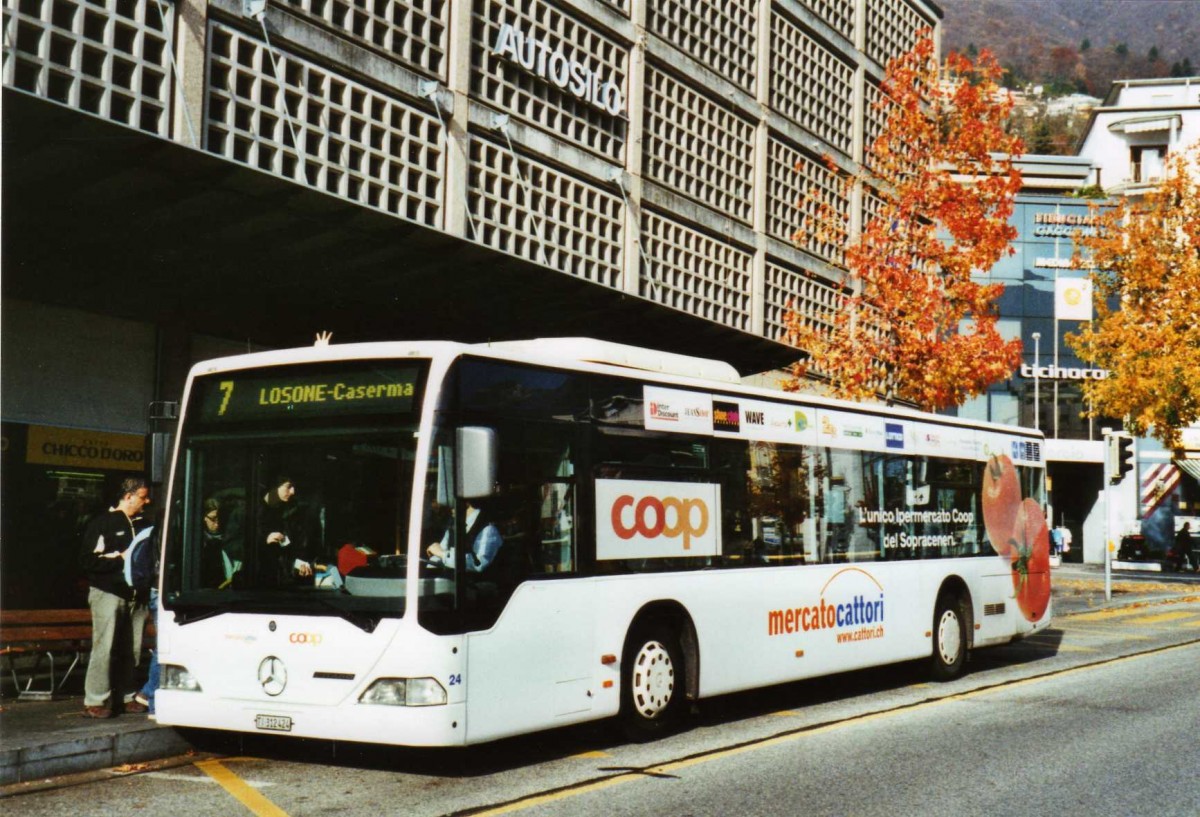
[187,338,1042,441]
[481,338,742,383]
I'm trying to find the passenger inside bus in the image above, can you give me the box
[199,497,241,589]
[226,476,327,588]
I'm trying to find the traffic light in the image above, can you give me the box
[1106,433,1135,484]
[1116,435,1135,481]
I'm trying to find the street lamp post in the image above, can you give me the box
[1032,331,1041,432]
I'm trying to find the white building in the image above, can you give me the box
[1044,92,1100,119]
[1076,77,1200,194]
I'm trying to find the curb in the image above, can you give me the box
[0,721,192,788]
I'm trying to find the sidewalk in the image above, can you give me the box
[2,564,1197,791]
[0,696,192,789]
[1050,561,1200,616]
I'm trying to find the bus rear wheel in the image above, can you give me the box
[930,593,967,681]
[620,622,684,740]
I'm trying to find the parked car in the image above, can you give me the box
[1117,533,1154,562]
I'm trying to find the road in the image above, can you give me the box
[8,598,1200,816]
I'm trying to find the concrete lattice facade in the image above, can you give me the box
[4,0,941,344]
[2,0,944,608]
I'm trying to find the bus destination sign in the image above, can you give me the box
[196,367,420,422]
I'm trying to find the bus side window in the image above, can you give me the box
[711,438,754,566]
[487,423,578,582]
[744,442,812,567]
[824,448,873,562]
[539,481,574,573]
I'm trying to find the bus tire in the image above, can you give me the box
[930,592,967,681]
[620,622,685,740]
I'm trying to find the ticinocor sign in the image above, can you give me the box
[491,22,625,116]
[1019,363,1108,381]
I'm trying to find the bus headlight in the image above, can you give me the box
[359,677,447,706]
[161,664,203,692]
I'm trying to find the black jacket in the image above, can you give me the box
[79,509,137,600]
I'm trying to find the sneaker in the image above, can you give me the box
[82,706,113,719]
[123,700,149,714]
[134,693,150,708]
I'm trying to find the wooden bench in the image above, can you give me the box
[1,609,93,701]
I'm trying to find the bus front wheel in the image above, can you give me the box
[620,622,684,740]
[930,593,967,681]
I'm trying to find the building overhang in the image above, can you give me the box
[1,89,802,376]
[1107,114,1181,135]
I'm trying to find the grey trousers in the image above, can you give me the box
[84,587,149,708]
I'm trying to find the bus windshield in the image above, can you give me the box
[162,361,428,625]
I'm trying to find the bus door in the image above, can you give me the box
[459,419,596,741]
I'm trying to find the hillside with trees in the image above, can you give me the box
[940,0,1199,94]
[939,1,1200,154]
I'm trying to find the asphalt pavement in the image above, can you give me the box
[2,563,1197,793]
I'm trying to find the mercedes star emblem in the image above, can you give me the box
[258,656,287,696]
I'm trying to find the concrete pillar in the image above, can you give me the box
[150,319,191,485]
[174,0,208,148]
[750,0,772,337]
[443,0,475,238]
[620,0,648,296]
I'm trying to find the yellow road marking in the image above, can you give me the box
[769,710,799,717]
[1057,626,1154,640]
[1125,611,1197,625]
[468,642,1200,817]
[1069,608,1155,622]
[195,759,290,817]
[570,751,611,759]
[1025,640,1097,653]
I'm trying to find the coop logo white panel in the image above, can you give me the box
[596,479,722,560]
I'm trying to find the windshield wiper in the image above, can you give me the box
[311,595,382,633]
[170,600,240,625]
[168,594,387,633]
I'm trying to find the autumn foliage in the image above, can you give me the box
[784,33,1023,412]
[1067,145,1200,450]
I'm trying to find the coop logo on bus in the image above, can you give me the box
[767,568,886,644]
[595,479,721,559]
[886,423,904,449]
[289,632,323,645]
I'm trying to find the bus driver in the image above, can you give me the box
[426,501,502,572]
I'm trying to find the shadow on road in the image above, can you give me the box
[176,650,1040,777]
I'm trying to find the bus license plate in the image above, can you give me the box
[255,714,293,732]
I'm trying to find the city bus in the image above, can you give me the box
[155,338,1050,745]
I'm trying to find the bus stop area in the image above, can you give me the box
[3,563,1198,793]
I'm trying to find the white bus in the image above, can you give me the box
[155,338,1050,745]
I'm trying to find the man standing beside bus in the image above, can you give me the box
[79,477,152,718]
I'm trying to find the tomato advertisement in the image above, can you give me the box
[981,454,1051,622]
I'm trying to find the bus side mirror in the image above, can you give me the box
[456,427,497,499]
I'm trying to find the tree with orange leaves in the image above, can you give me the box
[1067,145,1200,450]
[784,32,1023,411]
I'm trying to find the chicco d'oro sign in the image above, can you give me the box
[596,479,722,560]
